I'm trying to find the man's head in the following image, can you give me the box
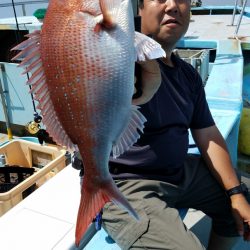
[138,0,191,50]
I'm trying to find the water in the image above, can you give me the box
[0,0,250,19]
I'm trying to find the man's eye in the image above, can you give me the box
[156,0,190,3]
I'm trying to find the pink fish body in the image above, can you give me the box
[13,0,165,246]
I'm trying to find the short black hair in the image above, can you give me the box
[138,0,144,8]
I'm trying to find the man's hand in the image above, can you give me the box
[231,194,250,241]
[132,59,161,105]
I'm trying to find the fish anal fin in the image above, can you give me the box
[112,105,147,158]
[75,175,138,246]
[134,31,166,62]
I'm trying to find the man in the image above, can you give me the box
[100,0,250,249]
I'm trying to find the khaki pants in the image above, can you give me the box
[102,155,239,250]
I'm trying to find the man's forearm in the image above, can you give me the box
[192,125,240,191]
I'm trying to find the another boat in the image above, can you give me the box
[0,1,250,249]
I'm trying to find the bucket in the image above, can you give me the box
[238,107,250,156]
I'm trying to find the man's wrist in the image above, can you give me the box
[226,183,248,198]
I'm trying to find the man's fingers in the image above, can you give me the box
[132,94,152,105]
[232,209,244,236]
[243,221,250,241]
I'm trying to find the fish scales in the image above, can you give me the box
[42,11,133,150]
[42,1,138,245]
[12,0,166,246]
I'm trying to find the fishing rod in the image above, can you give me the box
[0,79,13,140]
[11,0,43,137]
[11,0,21,43]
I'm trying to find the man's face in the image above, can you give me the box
[139,0,191,46]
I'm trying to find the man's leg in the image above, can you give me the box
[102,179,205,250]
[208,173,250,250]
[176,154,242,250]
[207,230,240,250]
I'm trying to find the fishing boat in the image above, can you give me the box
[0,1,250,249]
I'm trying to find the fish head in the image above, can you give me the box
[44,0,134,25]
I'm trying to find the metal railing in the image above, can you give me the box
[231,0,248,36]
[0,0,140,17]
[0,1,48,17]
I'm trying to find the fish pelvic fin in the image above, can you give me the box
[75,175,138,247]
[112,105,147,158]
[134,31,166,62]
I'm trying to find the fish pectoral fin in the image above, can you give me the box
[112,105,147,158]
[134,31,166,62]
[75,176,138,247]
[98,0,121,29]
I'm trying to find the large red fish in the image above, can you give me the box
[12,0,165,246]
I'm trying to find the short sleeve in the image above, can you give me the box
[190,82,215,129]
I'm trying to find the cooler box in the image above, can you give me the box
[0,139,66,216]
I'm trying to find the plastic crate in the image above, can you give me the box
[0,166,36,195]
[0,140,66,216]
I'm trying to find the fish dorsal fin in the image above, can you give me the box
[112,105,146,158]
[134,31,166,62]
[12,31,75,150]
[94,0,121,31]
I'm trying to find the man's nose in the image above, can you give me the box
[163,0,178,13]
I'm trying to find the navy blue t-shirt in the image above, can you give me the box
[109,54,215,182]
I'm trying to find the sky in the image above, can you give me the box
[0,0,250,19]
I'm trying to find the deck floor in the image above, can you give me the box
[186,14,250,42]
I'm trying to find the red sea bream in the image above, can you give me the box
[12,0,165,246]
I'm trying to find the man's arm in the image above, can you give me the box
[191,125,250,240]
[132,60,161,105]
[191,125,239,189]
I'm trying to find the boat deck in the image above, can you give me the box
[0,7,250,250]
[185,13,250,46]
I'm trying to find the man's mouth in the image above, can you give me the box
[162,18,179,26]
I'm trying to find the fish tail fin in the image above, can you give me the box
[75,176,138,246]
[112,105,147,158]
